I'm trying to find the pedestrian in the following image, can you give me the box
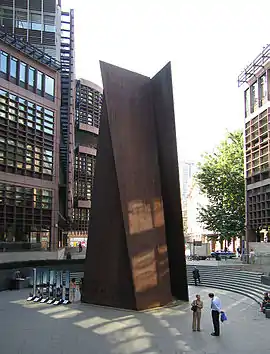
[78,242,82,253]
[237,247,241,257]
[70,278,76,302]
[193,266,201,286]
[191,294,203,332]
[249,248,255,264]
[79,277,84,301]
[261,292,270,313]
[208,293,221,336]
[66,251,72,260]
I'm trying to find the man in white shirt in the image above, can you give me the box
[208,293,221,336]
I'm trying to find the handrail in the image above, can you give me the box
[0,28,61,71]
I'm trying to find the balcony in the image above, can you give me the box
[77,122,99,135]
[78,145,97,156]
[77,200,91,209]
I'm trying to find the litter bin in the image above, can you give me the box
[10,271,25,290]
[265,309,270,318]
[15,278,26,290]
[216,254,221,261]
[265,303,270,318]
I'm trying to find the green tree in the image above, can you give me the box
[195,130,245,244]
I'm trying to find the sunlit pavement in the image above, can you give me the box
[0,286,267,354]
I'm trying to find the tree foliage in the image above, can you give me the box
[195,130,245,241]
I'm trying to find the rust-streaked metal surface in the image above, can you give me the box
[83,61,187,310]
[151,63,188,301]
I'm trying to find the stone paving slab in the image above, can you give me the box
[0,286,268,354]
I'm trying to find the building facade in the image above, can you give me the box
[186,180,209,241]
[71,78,102,239]
[179,161,196,235]
[0,34,61,249]
[238,45,270,243]
[58,9,75,232]
[0,0,76,250]
[0,0,61,60]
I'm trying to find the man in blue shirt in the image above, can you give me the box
[208,293,221,336]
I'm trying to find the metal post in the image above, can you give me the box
[243,122,249,264]
[12,0,15,34]
[27,0,30,42]
[33,268,37,296]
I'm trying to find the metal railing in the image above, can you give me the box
[0,29,61,71]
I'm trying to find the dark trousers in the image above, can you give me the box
[211,310,220,335]
[193,277,200,286]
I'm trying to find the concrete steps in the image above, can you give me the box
[187,265,268,304]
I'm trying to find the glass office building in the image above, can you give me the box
[0,34,61,249]
[238,45,270,242]
[0,0,61,60]
[71,79,103,237]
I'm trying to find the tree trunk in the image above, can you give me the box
[232,237,236,253]
[220,239,224,250]
[211,238,216,251]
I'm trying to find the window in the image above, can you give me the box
[44,109,54,122]
[10,57,18,79]
[44,149,53,156]
[45,76,55,98]
[19,62,26,84]
[0,51,8,74]
[16,10,28,29]
[259,74,267,106]
[44,128,53,135]
[28,67,35,87]
[250,82,258,113]
[31,13,42,31]
[37,71,43,93]
[44,121,53,129]
[43,168,52,175]
[245,88,250,117]
[44,15,55,32]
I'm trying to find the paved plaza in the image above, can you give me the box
[0,286,268,354]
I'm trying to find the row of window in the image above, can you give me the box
[0,50,55,100]
[0,184,52,209]
[74,153,95,204]
[73,208,91,221]
[0,89,54,136]
[0,138,53,176]
[76,85,102,128]
[0,90,54,178]
[0,8,56,33]
[74,180,92,201]
[245,74,267,117]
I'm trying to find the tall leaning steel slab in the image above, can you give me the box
[151,63,188,301]
[83,61,188,310]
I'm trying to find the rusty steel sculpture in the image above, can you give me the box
[83,61,188,310]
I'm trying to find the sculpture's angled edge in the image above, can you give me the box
[83,61,188,310]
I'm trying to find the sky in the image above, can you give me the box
[62,0,270,162]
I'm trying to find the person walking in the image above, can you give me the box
[237,247,241,258]
[208,293,221,336]
[78,242,83,253]
[191,294,203,331]
[249,248,255,264]
[70,278,77,302]
[193,266,201,286]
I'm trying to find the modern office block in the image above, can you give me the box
[83,62,188,310]
[238,45,270,240]
[58,9,75,229]
[73,79,102,234]
[0,0,76,248]
[0,31,61,249]
[0,0,61,60]
[0,2,76,245]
